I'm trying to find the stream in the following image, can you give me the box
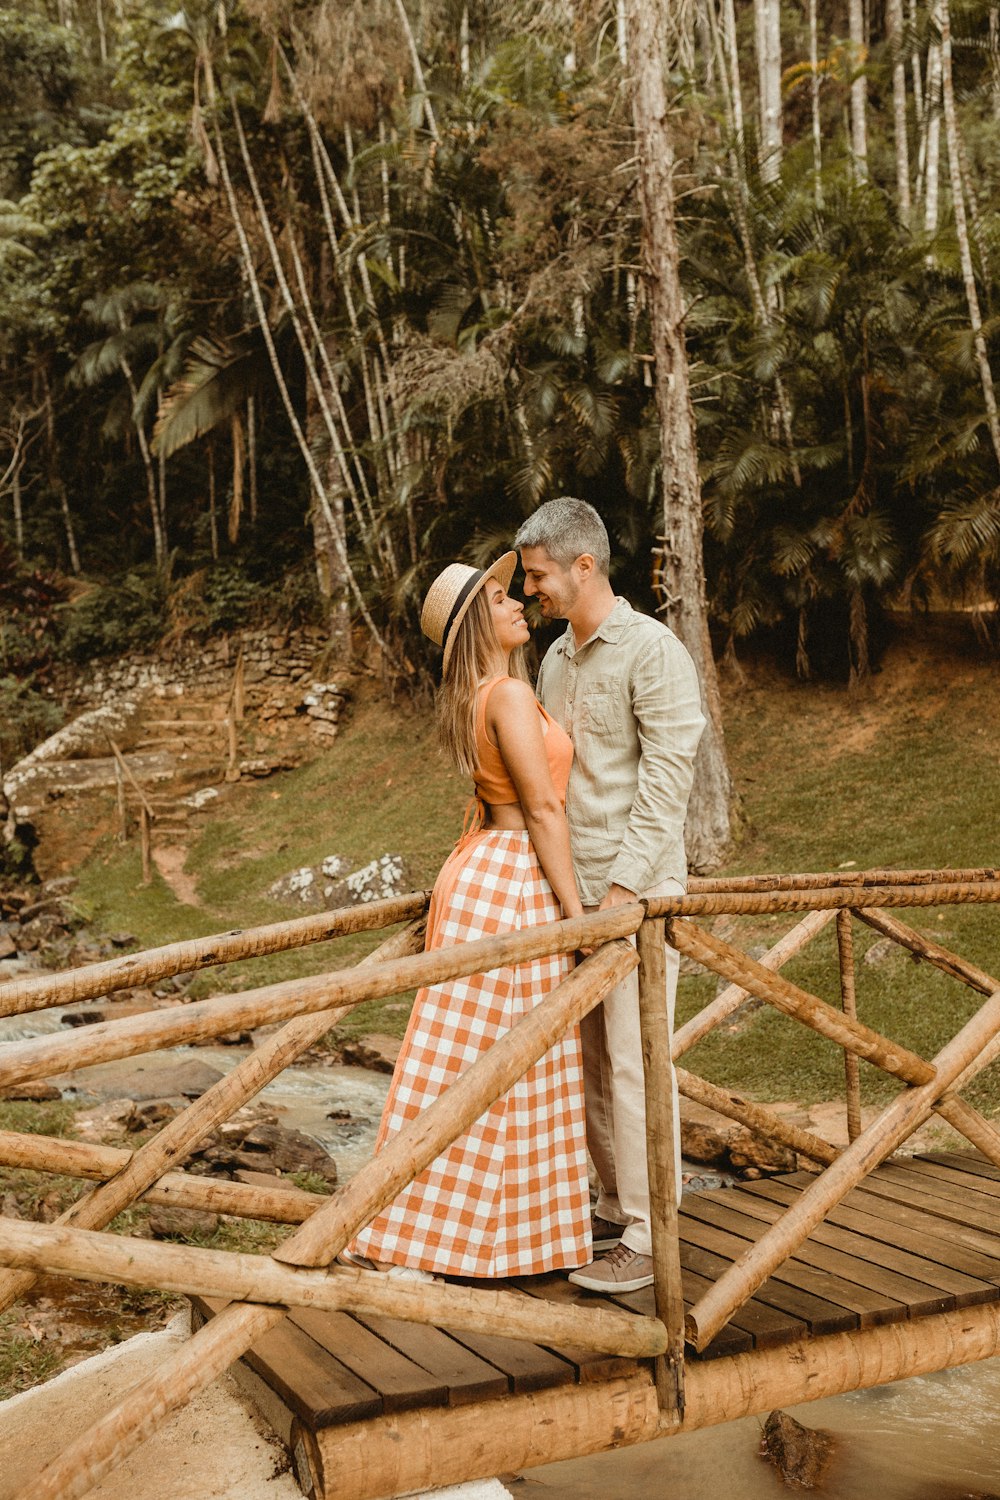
[520,1360,1000,1498]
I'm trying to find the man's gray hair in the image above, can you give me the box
[514,497,611,575]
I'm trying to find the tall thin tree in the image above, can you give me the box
[625,0,733,870]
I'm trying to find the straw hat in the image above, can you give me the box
[420,551,518,675]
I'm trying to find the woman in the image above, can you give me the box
[347,551,591,1282]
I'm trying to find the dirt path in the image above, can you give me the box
[151,844,201,906]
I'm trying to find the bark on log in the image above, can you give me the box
[837,910,863,1142]
[856,907,1000,996]
[0,1131,325,1223]
[685,986,1000,1350]
[666,919,935,1086]
[686,868,1000,893]
[0,906,643,1090]
[673,909,836,1056]
[637,919,684,1416]
[647,882,1000,918]
[0,1216,666,1358]
[0,891,430,1017]
[293,1301,1000,1500]
[675,1069,838,1167]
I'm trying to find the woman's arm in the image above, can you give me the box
[487,679,584,920]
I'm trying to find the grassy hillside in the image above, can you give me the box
[74,622,1000,1105]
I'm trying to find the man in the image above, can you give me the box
[514,497,705,1292]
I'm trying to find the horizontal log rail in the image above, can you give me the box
[648,880,1000,917]
[0,1131,326,1224]
[0,1216,666,1359]
[0,906,644,1091]
[0,890,431,1018]
[0,918,428,1320]
[687,867,1000,892]
[2,868,1000,1500]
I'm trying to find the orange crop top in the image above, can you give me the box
[474,675,573,807]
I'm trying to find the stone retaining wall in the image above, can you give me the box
[57,627,331,709]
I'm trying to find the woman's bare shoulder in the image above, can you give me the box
[486,676,540,725]
[485,678,539,705]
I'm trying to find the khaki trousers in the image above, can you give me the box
[580,878,683,1257]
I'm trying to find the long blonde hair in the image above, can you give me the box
[437,588,531,778]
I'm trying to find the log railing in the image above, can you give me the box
[0,868,998,1499]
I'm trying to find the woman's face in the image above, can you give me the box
[488,580,529,654]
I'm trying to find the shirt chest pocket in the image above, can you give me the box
[580,683,619,736]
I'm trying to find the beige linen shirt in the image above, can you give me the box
[536,598,706,905]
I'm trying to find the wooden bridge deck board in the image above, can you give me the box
[190,1151,1000,1440]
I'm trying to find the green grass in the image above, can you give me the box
[74,696,466,1016]
[0,1313,63,1400]
[70,628,1000,1089]
[676,635,1000,1105]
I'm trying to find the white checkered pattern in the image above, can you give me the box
[351,829,591,1278]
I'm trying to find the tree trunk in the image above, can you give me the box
[849,0,869,179]
[247,395,258,526]
[12,460,24,559]
[939,0,1000,470]
[808,0,822,198]
[755,0,782,181]
[207,437,219,562]
[923,28,943,234]
[626,0,733,872]
[722,0,745,140]
[886,0,912,224]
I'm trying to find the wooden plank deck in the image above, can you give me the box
[191,1150,1000,1443]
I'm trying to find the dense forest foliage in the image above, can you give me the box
[3,0,1000,687]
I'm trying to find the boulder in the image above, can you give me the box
[231,1122,338,1187]
[147,1205,220,1240]
[680,1117,732,1167]
[109,1060,225,1101]
[759,1409,835,1489]
[0,1081,62,1102]
[266,853,410,910]
[340,1033,402,1074]
[727,1127,797,1174]
[73,1099,141,1139]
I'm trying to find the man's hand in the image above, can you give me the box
[598,882,638,911]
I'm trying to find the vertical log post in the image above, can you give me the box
[139,804,152,887]
[233,647,245,721]
[837,909,862,1141]
[114,757,127,843]
[636,916,685,1421]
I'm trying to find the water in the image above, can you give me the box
[191,1046,391,1179]
[0,993,392,1179]
[519,1361,1000,1498]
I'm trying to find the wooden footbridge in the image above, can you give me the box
[1,867,1000,1498]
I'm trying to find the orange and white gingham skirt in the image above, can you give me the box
[350,829,592,1278]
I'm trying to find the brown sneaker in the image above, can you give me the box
[591,1215,625,1251]
[568,1243,654,1293]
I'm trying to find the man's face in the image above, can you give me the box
[519,546,581,620]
